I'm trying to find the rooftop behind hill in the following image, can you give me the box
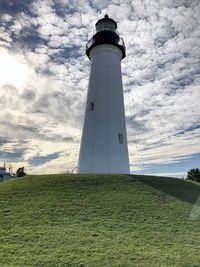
[0,174,200,266]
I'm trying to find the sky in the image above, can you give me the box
[0,0,200,177]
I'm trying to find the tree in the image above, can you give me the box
[186,168,200,182]
[16,167,26,178]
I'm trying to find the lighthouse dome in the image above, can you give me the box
[95,14,117,32]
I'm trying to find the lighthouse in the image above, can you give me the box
[78,15,130,174]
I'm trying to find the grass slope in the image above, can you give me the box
[0,174,200,267]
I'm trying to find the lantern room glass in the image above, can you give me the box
[96,21,116,32]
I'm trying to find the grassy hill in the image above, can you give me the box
[0,174,200,267]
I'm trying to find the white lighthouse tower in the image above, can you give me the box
[78,15,130,174]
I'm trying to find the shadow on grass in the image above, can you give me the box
[131,175,200,205]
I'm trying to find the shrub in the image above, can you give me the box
[186,168,200,182]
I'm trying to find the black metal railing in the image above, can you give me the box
[86,35,125,52]
[86,31,126,58]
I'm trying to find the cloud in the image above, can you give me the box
[29,152,60,166]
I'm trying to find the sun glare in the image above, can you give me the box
[0,49,29,88]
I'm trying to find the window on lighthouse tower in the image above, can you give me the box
[89,102,95,111]
[119,134,124,144]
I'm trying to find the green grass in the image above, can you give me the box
[1,174,200,267]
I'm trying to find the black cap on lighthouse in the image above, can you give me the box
[95,14,117,32]
[86,14,126,59]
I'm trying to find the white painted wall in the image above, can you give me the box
[78,44,130,173]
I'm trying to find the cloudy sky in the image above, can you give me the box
[0,0,199,177]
